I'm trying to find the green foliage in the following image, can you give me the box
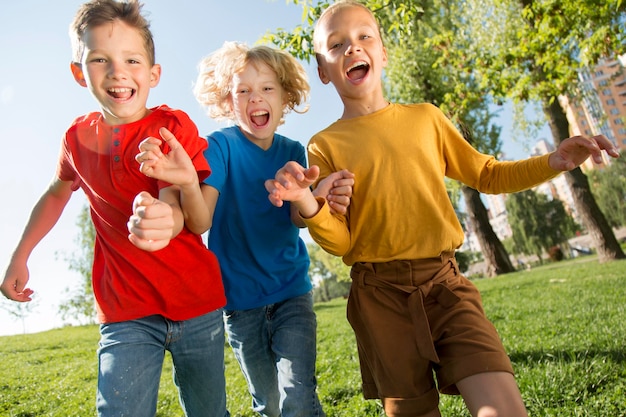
[1,259,625,416]
[506,189,578,259]
[308,243,352,302]
[454,250,471,273]
[588,157,626,228]
[307,243,351,282]
[57,204,96,325]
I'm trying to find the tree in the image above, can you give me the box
[272,0,626,262]
[506,189,578,262]
[307,243,351,302]
[57,204,96,325]
[449,0,626,262]
[0,297,39,334]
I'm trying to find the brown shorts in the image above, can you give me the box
[347,254,513,416]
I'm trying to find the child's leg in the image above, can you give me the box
[348,261,443,416]
[168,309,229,417]
[270,291,325,417]
[225,305,281,417]
[96,316,166,417]
[456,371,528,417]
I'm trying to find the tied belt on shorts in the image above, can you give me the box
[352,253,461,364]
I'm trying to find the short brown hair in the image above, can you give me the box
[69,0,155,65]
[313,0,382,53]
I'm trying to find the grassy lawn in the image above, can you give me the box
[1,257,625,416]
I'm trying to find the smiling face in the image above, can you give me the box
[314,4,388,116]
[229,61,287,149]
[70,19,161,125]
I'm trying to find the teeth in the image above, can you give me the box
[348,61,367,71]
[251,111,268,116]
[108,87,132,93]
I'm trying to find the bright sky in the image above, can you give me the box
[0,0,543,336]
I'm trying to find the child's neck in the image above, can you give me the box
[340,96,389,120]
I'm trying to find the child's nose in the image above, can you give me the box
[345,41,362,55]
[108,61,126,78]
[249,91,263,102]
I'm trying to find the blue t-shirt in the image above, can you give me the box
[204,126,311,310]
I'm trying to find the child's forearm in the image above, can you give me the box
[293,191,323,219]
[179,182,211,234]
[12,179,72,261]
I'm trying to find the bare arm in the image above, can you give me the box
[1,177,73,301]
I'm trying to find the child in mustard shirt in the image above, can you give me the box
[265,1,621,416]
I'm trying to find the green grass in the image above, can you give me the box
[1,258,625,416]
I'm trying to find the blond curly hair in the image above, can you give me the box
[194,41,310,122]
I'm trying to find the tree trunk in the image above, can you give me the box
[543,99,625,262]
[462,184,516,276]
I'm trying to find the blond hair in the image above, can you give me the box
[69,0,155,65]
[194,41,309,122]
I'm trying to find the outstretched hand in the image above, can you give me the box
[127,191,175,252]
[265,161,321,207]
[136,127,196,187]
[549,134,620,171]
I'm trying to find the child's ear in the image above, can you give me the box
[70,62,87,87]
[150,64,162,87]
[317,65,331,85]
[382,46,388,68]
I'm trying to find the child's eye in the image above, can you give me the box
[90,58,107,63]
[127,59,140,64]
[264,87,274,92]
[329,42,342,50]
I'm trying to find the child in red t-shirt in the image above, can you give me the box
[0,1,228,416]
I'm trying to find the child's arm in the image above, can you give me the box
[549,134,620,171]
[135,127,213,234]
[267,161,352,256]
[1,177,73,301]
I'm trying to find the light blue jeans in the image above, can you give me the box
[224,292,325,417]
[96,310,229,417]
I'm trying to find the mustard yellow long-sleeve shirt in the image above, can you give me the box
[303,103,560,265]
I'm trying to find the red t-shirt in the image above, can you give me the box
[57,105,226,323]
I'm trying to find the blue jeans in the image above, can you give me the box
[96,310,229,417]
[224,292,325,417]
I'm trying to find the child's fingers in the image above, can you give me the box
[159,127,183,151]
[132,191,156,211]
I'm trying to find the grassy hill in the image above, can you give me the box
[1,257,625,416]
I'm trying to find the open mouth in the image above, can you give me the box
[250,110,270,127]
[107,87,134,100]
[347,62,369,82]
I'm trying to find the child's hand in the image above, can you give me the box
[549,134,620,171]
[265,161,320,207]
[136,127,196,188]
[1,262,34,302]
[314,169,355,215]
[127,191,175,252]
